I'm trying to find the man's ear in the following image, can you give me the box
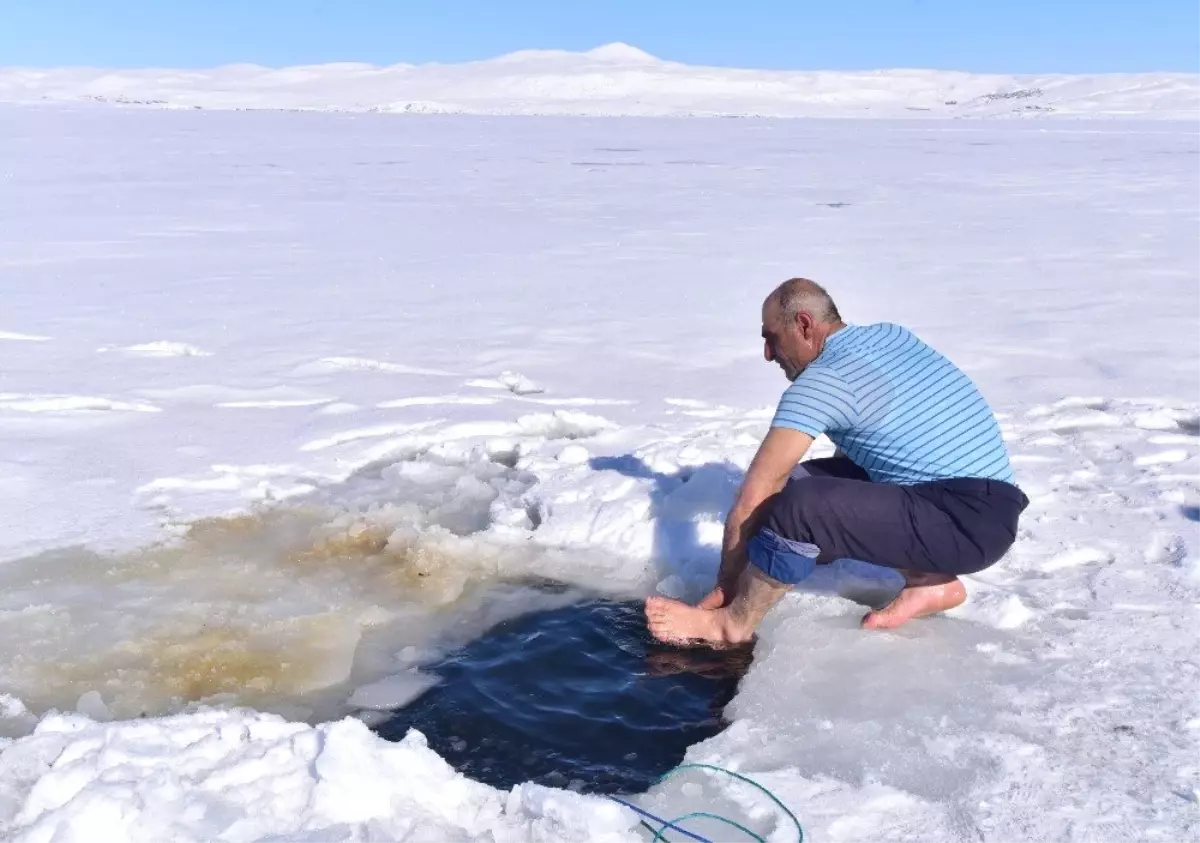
[795,309,815,339]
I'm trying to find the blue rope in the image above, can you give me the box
[607,763,804,843]
[606,796,712,843]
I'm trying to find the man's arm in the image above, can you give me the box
[705,427,814,605]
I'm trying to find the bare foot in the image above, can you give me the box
[644,596,751,647]
[861,575,967,630]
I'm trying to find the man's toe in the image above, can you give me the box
[860,604,900,629]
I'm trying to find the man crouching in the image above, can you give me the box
[646,278,1028,645]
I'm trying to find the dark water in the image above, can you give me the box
[374,599,752,794]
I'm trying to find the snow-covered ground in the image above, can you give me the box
[0,104,1197,841]
[2,44,1198,119]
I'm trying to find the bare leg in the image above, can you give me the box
[860,569,967,629]
[645,566,790,647]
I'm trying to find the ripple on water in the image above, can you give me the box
[375,599,753,794]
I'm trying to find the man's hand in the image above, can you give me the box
[711,426,815,600]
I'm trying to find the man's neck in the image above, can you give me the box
[816,321,848,356]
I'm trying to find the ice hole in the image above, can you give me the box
[375,593,752,794]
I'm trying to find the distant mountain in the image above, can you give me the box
[2,43,1195,119]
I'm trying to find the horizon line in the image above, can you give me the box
[4,42,1198,76]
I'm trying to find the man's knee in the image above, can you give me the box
[747,479,841,585]
[762,477,834,543]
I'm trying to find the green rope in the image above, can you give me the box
[672,768,801,843]
[621,761,804,843]
[650,811,764,843]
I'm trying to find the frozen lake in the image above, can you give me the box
[0,106,1197,842]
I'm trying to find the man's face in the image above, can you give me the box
[761,299,812,381]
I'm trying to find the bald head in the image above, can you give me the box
[766,278,842,325]
[761,278,846,381]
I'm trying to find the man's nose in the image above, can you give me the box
[764,340,774,361]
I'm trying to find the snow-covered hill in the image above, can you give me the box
[2,42,1196,119]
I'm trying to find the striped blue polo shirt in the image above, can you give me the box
[771,323,1015,485]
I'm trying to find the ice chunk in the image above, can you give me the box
[1134,449,1190,467]
[0,694,29,720]
[466,371,545,395]
[1043,547,1114,571]
[557,444,590,464]
[75,691,113,722]
[348,671,440,710]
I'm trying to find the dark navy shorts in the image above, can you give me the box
[747,457,1029,584]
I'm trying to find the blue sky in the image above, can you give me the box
[1,0,1196,72]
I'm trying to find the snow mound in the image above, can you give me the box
[101,341,213,357]
[0,394,162,413]
[0,709,638,842]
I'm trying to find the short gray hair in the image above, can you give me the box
[772,277,842,324]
